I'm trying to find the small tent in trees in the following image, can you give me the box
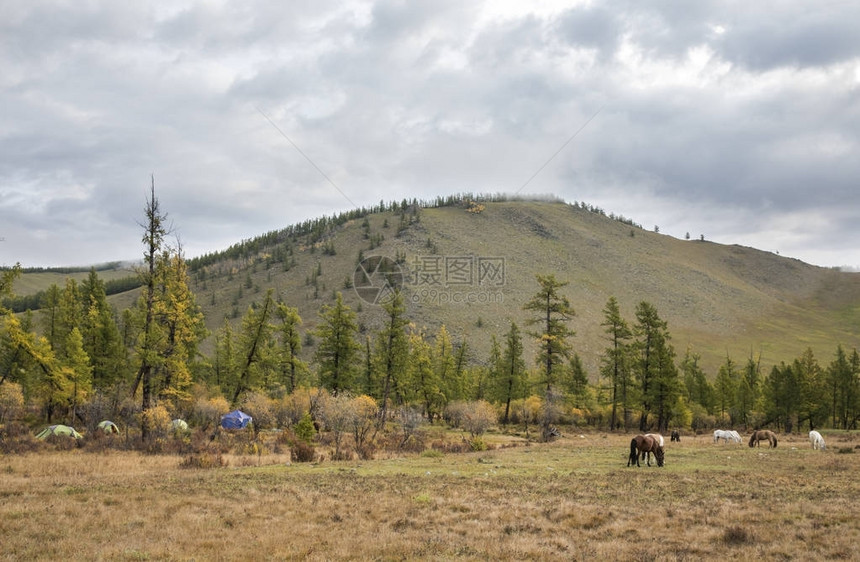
[220,410,253,430]
[35,425,83,440]
[171,419,189,434]
[97,420,119,434]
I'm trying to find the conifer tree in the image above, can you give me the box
[314,292,360,394]
[132,179,206,436]
[80,269,125,389]
[232,290,276,404]
[275,302,307,392]
[714,355,738,422]
[373,290,409,426]
[213,319,237,391]
[523,274,575,440]
[433,325,458,405]
[736,352,761,429]
[632,301,678,432]
[681,347,714,413]
[599,296,632,431]
[763,361,800,432]
[63,327,92,421]
[409,327,440,421]
[523,274,575,391]
[795,347,826,431]
[490,322,527,424]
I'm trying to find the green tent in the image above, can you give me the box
[171,419,189,433]
[97,420,120,434]
[35,424,83,440]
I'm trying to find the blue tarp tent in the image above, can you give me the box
[220,410,253,430]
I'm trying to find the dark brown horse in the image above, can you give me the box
[748,429,778,448]
[627,434,665,467]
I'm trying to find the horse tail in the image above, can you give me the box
[772,434,778,448]
[628,438,638,467]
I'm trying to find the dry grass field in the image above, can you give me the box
[3,430,860,561]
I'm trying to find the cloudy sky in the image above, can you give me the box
[2,1,859,270]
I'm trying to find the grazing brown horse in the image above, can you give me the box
[627,434,665,467]
[748,429,778,448]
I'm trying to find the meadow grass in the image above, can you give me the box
[2,431,859,560]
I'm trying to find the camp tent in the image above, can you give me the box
[97,420,119,434]
[35,425,83,440]
[171,419,189,433]
[220,409,253,430]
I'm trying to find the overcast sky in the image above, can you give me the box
[2,1,859,270]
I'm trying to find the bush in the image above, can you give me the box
[0,383,25,423]
[460,400,497,438]
[240,391,275,430]
[140,405,172,441]
[180,446,225,469]
[0,422,41,454]
[190,396,230,430]
[290,440,316,463]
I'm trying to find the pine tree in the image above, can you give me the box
[795,347,826,431]
[232,290,276,404]
[523,274,575,440]
[62,327,92,422]
[599,297,632,431]
[762,362,800,432]
[275,302,307,392]
[314,292,360,394]
[433,325,458,405]
[490,322,526,424]
[409,327,440,421]
[736,352,761,429]
[373,290,409,426]
[80,269,125,389]
[714,354,737,422]
[681,347,714,413]
[632,301,678,432]
[523,274,575,391]
[134,178,169,434]
[213,319,237,391]
[132,179,206,436]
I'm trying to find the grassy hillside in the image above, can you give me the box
[14,198,860,377]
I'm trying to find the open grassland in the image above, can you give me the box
[3,431,859,561]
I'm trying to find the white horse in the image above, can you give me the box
[728,430,742,443]
[809,430,826,450]
[713,429,731,443]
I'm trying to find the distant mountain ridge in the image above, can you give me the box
[14,197,860,377]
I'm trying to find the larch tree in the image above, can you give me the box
[490,322,527,425]
[373,290,409,427]
[134,178,169,436]
[275,302,307,393]
[632,301,677,431]
[80,269,126,389]
[314,292,360,395]
[599,296,632,431]
[232,289,276,405]
[132,179,206,437]
[523,274,575,440]
[433,325,458,407]
[714,354,738,423]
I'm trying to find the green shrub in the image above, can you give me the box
[294,412,316,444]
